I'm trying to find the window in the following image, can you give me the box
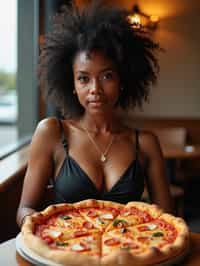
[0,1,17,151]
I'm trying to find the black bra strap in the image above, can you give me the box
[133,128,139,178]
[135,128,139,161]
[57,119,68,155]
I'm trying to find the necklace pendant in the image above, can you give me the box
[101,154,107,162]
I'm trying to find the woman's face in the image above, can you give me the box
[73,50,120,115]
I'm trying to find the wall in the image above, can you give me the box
[132,0,200,118]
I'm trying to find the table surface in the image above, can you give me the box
[0,232,200,266]
[162,144,200,160]
[162,144,200,159]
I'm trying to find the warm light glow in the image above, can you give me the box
[150,15,159,23]
[129,4,159,30]
[129,14,141,29]
[132,14,141,25]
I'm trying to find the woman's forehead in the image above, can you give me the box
[73,50,115,72]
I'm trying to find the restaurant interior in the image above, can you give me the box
[0,1,200,263]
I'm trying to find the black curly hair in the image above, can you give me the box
[39,0,160,118]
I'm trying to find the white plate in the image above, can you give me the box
[16,233,189,266]
[16,233,63,266]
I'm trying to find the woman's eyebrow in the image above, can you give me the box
[100,67,114,73]
[75,70,89,74]
[75,67,115,75]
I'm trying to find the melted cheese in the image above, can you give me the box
[45,229,62,238]
[71,243,85,251]
[100,213,114,220]
[147,224,157,230]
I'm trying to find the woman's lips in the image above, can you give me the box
[88,100,104,107]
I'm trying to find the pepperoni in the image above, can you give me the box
[137,236,149,243]
[46,217,57,226]
[155,219,167,228]
[79,242,91,252]
[155,219,177,233]
[122,208,152,223]
[130,207,140,215]
[165,223,176,232]
[141,213,152,223]
[86,209,98,218]
[121,242,139,249]
[83,221,94,229]
[68,210,81,217]
[165,233,177,243]
[137,225,149,232]
[105,207,119,217]
[35,224,48,236]
[43,236,54,244]
[120,209,131,216]
[104,238,120,246]
[73,230,89,237]
[166,236,176,243]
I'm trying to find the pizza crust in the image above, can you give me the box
[73,198,124,210]
[125,201,163,218]
[155,214,190,257]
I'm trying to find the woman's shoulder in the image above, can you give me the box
[35,117,60,136]
[30,117,73,155]
[34,117,76,141]
[136,129,161,157]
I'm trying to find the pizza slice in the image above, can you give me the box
[41,203,98,232]
[29,203,99,246]
[74,199,123,231]
[106,201,163,231]
[135,213,189,251]
[50,231,101,256]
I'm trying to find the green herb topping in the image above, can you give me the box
[120,228,127,234]
[113,219,128,227]
[60,215,72,220]
[56,242,68,246]
[97,217,105,224]
[152,232,164,237]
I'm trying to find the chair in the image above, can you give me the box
[151,127,187,149]
[143,127,188,217]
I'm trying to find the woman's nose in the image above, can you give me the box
[89,79,103,94]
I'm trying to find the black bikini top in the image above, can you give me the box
[51,119,145,204]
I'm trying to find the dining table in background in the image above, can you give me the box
[161,144,200,160]
[161,144,200,186]
[0,232,200,266]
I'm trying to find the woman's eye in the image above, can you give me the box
[77,76,89,83]
[102,72,113,80]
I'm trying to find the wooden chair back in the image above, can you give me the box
[150,127,187,148]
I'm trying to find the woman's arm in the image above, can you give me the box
[16,118,58,227]
[140,131,174,214]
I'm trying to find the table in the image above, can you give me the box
[0,233,200,265]
[162,144,200,160]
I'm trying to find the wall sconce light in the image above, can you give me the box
[128,4,159,30]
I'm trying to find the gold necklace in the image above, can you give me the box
[81,124,115,163]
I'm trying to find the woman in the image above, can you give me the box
[17,1,173,227]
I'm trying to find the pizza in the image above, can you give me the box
[21,199,189,266]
